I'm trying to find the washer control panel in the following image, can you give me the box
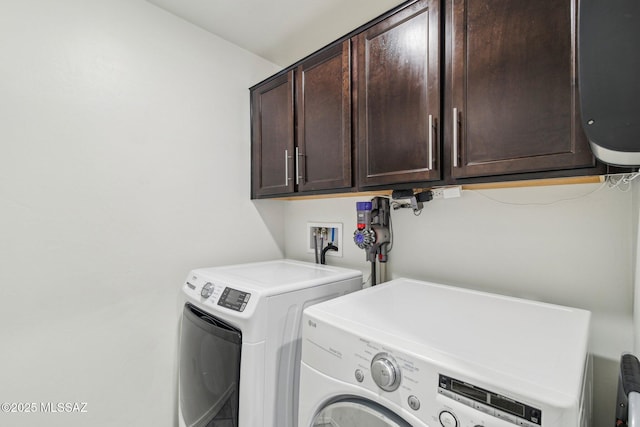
[301,313,553,427]
[438,374,541,427]
[303,323,430,423]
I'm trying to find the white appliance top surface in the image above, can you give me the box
[306,278,591,402]
[193,259,362,296]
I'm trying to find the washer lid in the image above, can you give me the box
[193,259,362,296]
[305,278,591,406]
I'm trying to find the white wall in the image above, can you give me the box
[0,0,282,426]
[283,182,635,427]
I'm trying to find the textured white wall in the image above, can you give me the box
[0,0,281,426]
[283,182,635,427]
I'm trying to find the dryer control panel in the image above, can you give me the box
[184,274,251,313]
[217,287,251,312]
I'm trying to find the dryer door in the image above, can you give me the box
[179,303,242,427]
[312,399,412,427]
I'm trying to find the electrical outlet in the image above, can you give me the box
[443,186,462,199]
[431,186,462,199]
[307,222,343,258]
[431,188,444,199]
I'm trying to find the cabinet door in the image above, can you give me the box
[296,41,352,192]
[251,71,295,197]
[355,0,441,188]
[447,0,595,178]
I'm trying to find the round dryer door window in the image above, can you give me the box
[312,399,412,427]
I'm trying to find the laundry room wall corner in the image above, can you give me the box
[252,199,287,257]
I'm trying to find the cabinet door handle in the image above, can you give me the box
[295,147,300,185]
[452,108,459,168]
[284,149,291,186]
[296,147,305,185]
[428,114,434,170]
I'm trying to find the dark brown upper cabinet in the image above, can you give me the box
[355,0,441,188]
[251,71,295,198]
[296,40,352,192]
[250,0,605,199]
[251,42,352,198]
[445,0,596,179]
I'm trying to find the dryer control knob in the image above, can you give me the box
[201,282,214,299]
[371,353,401,392]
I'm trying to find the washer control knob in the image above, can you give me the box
[354,369,364,383]
[371,353,401,392]
[201,282,214,299]
[439,411,458,427]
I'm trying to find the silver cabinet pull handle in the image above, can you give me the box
[428,114,434,170]
[295,147,300,185]
[295,147,305,185]
[452,108,459,168]
[284,149,289,186]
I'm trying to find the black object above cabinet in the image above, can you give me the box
[578,0,640,167]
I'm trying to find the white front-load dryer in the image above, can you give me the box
[178,259,362,427]
[299,278,592,427]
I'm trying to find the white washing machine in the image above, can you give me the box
[299,278,592,427]
[178,259,362,427]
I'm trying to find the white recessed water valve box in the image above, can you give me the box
[307,222,343,258]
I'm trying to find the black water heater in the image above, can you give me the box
[578,0,640,166]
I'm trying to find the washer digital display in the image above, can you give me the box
[439,374,541,426]
[218,287,251,312]
[491,394,525,418]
